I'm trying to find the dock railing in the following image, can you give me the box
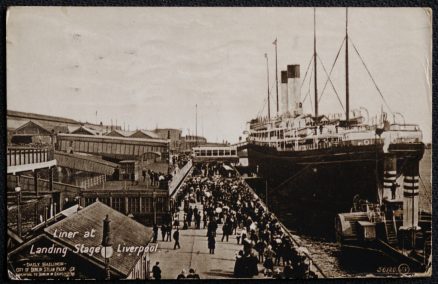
[233,166,327,278]
[80,175,107,189]
[169,160,193,197]
[7,146,54,167]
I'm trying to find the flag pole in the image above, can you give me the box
[273,38,279,115]
[265,53,271,120]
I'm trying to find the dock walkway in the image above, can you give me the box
[149,201,265,279]
[149,161,323,279]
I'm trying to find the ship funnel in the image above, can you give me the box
[287,64,302,116]
[280,71,289,115]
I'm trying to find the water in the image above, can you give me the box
[291,233,399,278]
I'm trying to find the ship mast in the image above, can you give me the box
[265,53,271,120]
[195,104,198,146]
[274,38,279,115]
[345,7,350,124]
[313,8,318,120]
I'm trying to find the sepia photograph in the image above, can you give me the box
[5,6,432,279]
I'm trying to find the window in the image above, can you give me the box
[141,197,152,212]
[156,197,167,212]
[128,197,140,214]
[85,197,95,206]
[112,197,125,212]
[100,197,110,206]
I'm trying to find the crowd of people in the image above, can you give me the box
[173,162,318,279]
[141,169,172,189]
[172,154,190,170]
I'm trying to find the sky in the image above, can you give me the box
[7,7,432,143]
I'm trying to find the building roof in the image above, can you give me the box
[8,110,79,124]
[68,125,80,133]
[7,119,27,131]
[14,120,53,135]
[44,201,153,277]
[130,130,160,139]
[106,129,136,137]
[71,126,99,135]
[53,125,70,133]
[154,128,182,133]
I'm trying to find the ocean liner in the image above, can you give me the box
[243,9,425,233]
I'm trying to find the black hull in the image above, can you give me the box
[245,143,425,236]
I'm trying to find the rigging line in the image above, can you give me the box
[317,54,345,112]
[258,78,276,116]
[300,54,315,91]
[259,78,277,118]
[308,62,314,113]
[256,94,268,118]
[318,37,346,102]
[270,163,314,192]
[349,36,393,114]
[302,89,311,105]
[302,62,314,104]
[257,97,268,118]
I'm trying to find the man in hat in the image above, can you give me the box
[152,262,161,280]
[173,227,181,249]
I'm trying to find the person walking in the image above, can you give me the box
[161,224,166,241]
[166,224,172,242]
[263,245,275,277]
[221,220,230,242]
[173,228,181,249]
[234,250,244,278]
[255,239,266,264]
[203,211,207,229]
[187,207,193,228]
[208,234,216,254]
[152,224,158,243]
[195,212,201,229]
[207,219,218,237]
[152,262,161,280]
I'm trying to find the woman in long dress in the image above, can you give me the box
[208,234,216,254]
[263,245,275,277]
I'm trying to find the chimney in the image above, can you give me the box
[280,71,289,115]
[287,64,301,116]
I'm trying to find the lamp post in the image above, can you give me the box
[15,186,22,238]
[145,251,151,279]
[101,215,113,280]
[152,192,157,225]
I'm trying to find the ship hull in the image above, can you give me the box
[245,142,424,236]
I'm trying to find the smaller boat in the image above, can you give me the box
[335,194,431,274]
